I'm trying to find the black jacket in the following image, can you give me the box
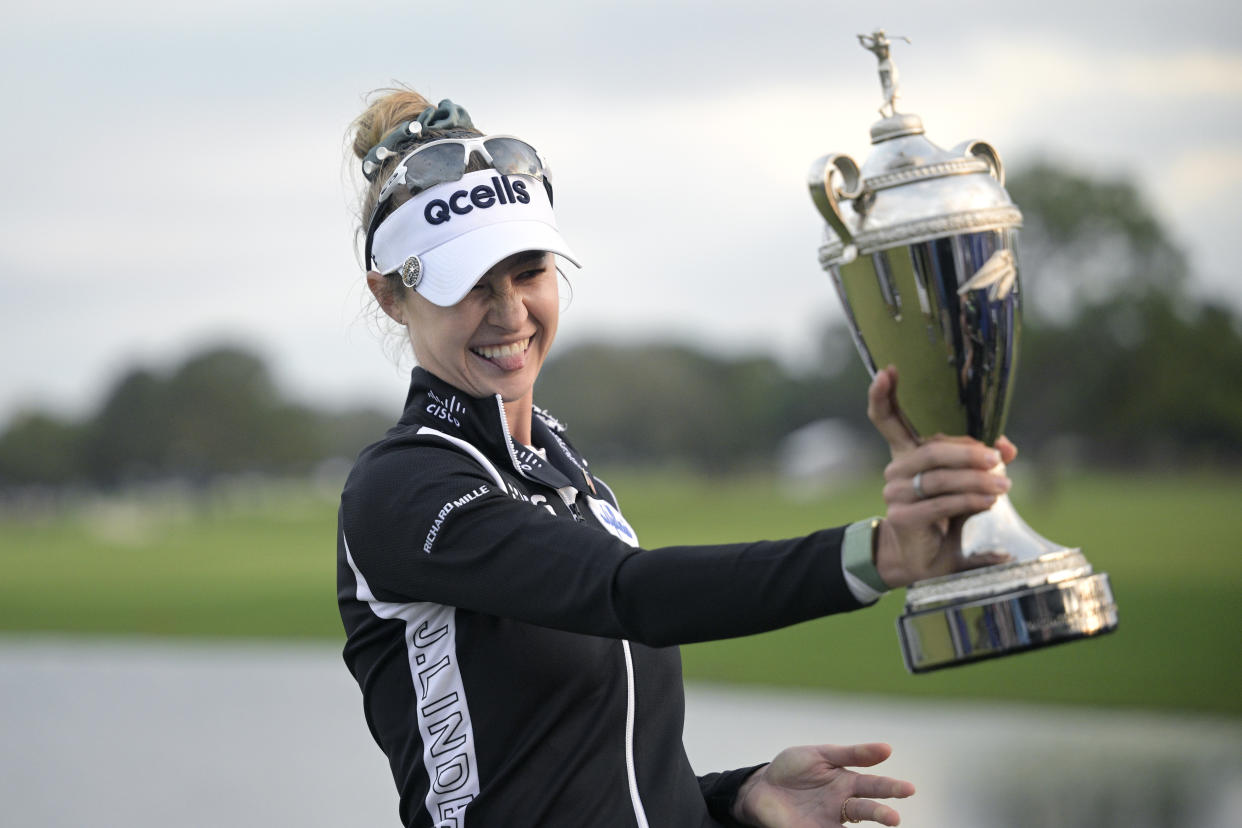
[337,368,868,827]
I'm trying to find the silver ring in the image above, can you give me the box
[912,471,926,500]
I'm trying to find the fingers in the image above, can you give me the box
[850,773,916,800]
[815,742,893,769]
[884,468,1010,504]
[842,796,903,827]
[883,443,1007,523]
[867,366,918,453]
[996,435,1018,464]
[761,743,915,827]
[885,440,1001,482]
[888,492,1000,525]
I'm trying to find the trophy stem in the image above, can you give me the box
[961,475,1065,564]
[896,479,1119,672]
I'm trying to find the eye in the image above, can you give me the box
[520,259,555,280]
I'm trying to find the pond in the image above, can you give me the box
[2,636,1237,827]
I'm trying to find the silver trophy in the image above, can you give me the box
[807,31,1118,672]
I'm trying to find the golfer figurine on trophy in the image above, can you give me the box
[807,31,1119,672]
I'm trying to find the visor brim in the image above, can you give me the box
[415,220,581,307]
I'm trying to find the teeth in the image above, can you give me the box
[472,337,531,359]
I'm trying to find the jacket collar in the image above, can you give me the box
[399,368,594,495]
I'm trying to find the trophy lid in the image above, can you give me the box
[809,31,1022,266]
[870,112,925,142]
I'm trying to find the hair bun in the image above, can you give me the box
[350,88,434,162]
[359,98,478,181]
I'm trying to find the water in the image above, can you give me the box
[2,636,1238,827]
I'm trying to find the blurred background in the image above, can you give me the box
[2,1,1240,826]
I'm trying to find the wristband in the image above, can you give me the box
[843,517,889,594]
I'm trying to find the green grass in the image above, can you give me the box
[615,470,1242,717]
[2,471,1239,715]
[0,488,343,639]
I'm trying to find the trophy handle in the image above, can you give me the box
[953,139,1005,186]
[807,153,864,254]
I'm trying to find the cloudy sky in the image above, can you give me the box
[2,0,1239,425]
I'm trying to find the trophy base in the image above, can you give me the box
[897,549,1118,673]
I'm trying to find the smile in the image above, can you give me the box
[470,336,532,361]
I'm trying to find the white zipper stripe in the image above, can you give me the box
[493,395,529,478]
[622,641,651,828]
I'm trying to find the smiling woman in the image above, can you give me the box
[368,250,558,445]
[336,86,1018,828]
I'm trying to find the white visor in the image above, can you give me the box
[370,169,580,306]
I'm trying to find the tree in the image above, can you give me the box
[0,344,398,491]
[77,346,327,487]
[534,338,877,473]
[82,368,171,486]
[0,413,85,487]
[159,347,316,479]
[1007,161,1188,321]
[1000,163,1240,465]
[1011,294,1242,465]
[537,344,805,472]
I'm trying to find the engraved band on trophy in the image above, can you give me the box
[807,31,1119,672]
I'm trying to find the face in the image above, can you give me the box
[387,251,559,409]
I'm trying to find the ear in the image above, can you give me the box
[366,271,407,325]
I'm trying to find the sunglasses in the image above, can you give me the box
[364,135,554,272]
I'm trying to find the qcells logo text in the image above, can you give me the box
[424,176,530,226]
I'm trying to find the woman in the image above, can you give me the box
[337,91,1016,828]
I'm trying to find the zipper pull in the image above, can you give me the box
[557,486,584,522]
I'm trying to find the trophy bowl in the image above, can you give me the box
[808,31,1118,672]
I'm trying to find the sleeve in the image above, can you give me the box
[341,441,870,648]
[699,765,766,828]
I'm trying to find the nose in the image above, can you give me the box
[486,277,526,329]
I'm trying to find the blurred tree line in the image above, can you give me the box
[1005,162,1242,466]
[0,348,392,490]
[540,163,1242,471]
[2,163,1240,490]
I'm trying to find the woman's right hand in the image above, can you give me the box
[732,742,914,827]
[865,365,1016,588]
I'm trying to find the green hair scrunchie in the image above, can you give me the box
[362,99,476,180]
[415,99,474,131]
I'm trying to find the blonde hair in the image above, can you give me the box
[347,86,483,291]
[349,87,431,240]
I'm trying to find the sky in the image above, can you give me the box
[1,0,1239,426]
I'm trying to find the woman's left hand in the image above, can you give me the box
[732,743,915,827]
[866,365,1019,586]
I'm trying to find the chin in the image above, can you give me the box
[495,370,539,400]
[495,382,534,403]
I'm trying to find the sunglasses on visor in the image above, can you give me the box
[364,135,554,272]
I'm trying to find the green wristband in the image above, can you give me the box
[843,517,889,594]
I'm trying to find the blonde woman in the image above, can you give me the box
[337,90,1015,828]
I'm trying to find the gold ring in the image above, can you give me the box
[840,797,859,824]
